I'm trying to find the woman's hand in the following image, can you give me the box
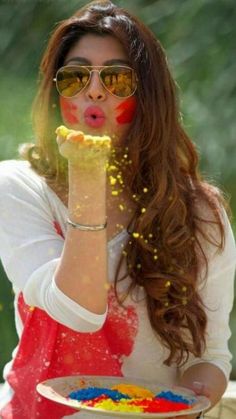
[56,125,111,169]
[172,381,210,419]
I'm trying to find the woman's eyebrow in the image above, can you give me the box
[104,59,130,66]
[64,57,91,65]
[64,57,131,66]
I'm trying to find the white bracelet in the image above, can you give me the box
[66,217,107,231]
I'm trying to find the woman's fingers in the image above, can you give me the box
[55,125,111,165]
[56,134,65,146]
[191,381,210,398]
[172,381,210,419]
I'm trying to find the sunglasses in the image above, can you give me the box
[53,65,138,99]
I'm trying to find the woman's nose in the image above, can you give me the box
[85,71,106,101]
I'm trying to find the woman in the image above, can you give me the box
[0,1,235,418]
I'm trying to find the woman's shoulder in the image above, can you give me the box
[0,159,44,192]
[0,159,67,218]
[191,183,228,228]
[0,159,57,221]
[193,184,236,273]
[0,158,35,175]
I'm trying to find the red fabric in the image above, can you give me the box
[1,220,138,418]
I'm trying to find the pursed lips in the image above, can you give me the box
[84,106,106,128]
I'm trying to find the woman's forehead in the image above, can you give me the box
[64,33,129,66]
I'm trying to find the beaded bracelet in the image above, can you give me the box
[66,218,107,231]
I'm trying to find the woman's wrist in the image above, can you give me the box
[68,188,106,222]
[68,162,106,222]
[67,217,107,231]
[68,163,106,196]
[68,200,106,225]
[68,159,107,178]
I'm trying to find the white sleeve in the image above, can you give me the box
[0,160,107,332]
[180,206,236,381]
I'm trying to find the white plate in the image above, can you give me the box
[36,375,210,418]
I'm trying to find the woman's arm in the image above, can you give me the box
[179,362,227,408]
[54,162,108,314]
[0,159,108,331]
[173,363,227,419]
[176,205,236,418]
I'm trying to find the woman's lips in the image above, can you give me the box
[84,106,106,128]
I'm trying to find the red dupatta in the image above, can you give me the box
[0,221,138,419]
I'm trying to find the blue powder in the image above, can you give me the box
[69,387,130,401]
[156,390,195,405]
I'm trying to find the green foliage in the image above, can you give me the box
[0,0,235,381]
[0,263,18,381]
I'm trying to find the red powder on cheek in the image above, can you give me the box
[60,97,79,125]
[116,97,137,124]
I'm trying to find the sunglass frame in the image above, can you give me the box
[53,65,138,99]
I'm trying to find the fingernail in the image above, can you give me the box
[193,381,204,391]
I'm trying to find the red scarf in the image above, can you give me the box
[1,221,138,419]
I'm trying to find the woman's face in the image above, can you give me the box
[59,34,137,146]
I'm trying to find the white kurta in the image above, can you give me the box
[0,159,235,418]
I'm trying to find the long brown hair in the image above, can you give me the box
[20,0,230,366]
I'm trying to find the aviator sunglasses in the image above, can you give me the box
[53,65,138,99]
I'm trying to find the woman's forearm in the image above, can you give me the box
[179,362,227,410]
[54,163,108,314]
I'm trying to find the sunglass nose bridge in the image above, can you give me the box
[85,68,105,90]
[88,68,102,82]
[84,69,107,100]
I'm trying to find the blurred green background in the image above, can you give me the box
[0,0,235,382]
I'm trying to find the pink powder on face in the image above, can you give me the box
[116,97,137,124]
[60,97,79,125]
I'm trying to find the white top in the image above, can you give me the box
[0,159,235,418]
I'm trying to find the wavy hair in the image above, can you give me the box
[20,0,230,366]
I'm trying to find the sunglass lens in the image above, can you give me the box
[56,67,90,97]
[101,67,136,97]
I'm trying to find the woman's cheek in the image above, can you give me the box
[115,97,137,124]
[59,97,79,125]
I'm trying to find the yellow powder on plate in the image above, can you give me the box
[111,383,154,398]
[93,398,143,412]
